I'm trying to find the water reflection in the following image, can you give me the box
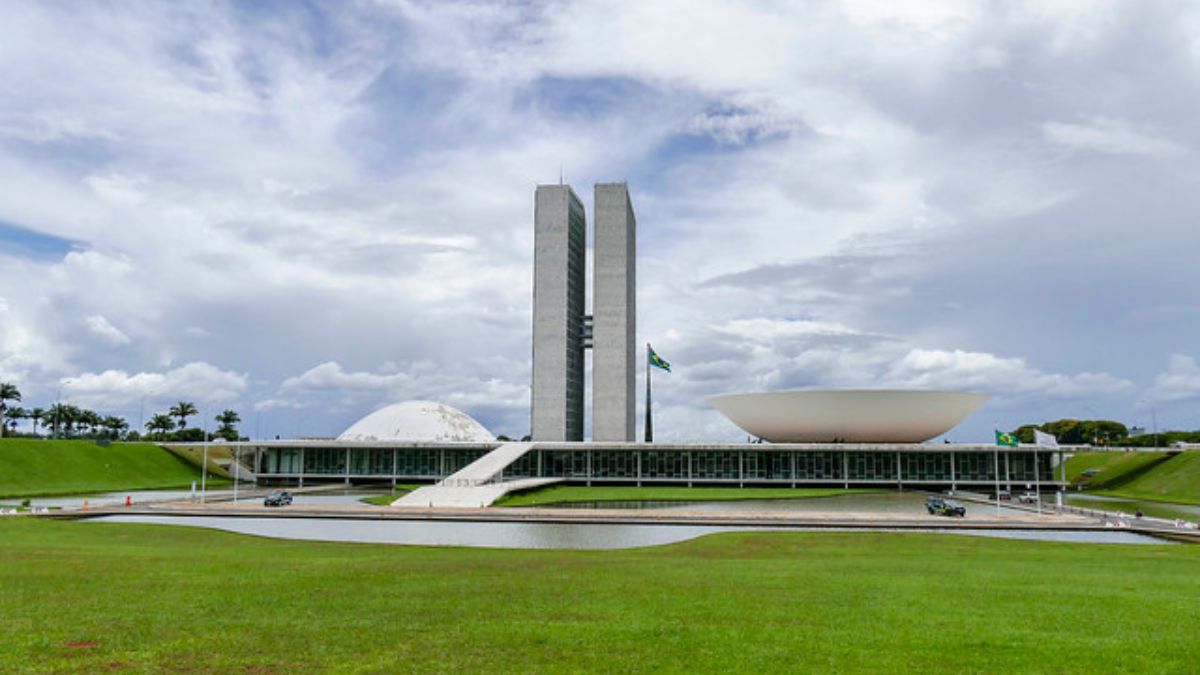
[92,515,1172,548]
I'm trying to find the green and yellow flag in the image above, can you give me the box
[995,430,1019,447]
[649,346,671,372]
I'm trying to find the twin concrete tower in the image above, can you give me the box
[532,183,636,442]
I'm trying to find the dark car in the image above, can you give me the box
[925,495,966,517]
[264,490,293,507]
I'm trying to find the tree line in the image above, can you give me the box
[1011,418,1200,447]
[0,382,244,442]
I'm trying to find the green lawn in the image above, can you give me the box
[1093,451,1200,505]
[1067,450,1200,505]
[1064,451,1170,486]
[0,439,223,498]
[161,443,236,479]
[361,485,422,505]
[495,485,877,507]
[1,518,1198,672]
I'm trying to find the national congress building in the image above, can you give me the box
[236,183,1066,501]
[532,183,636,442]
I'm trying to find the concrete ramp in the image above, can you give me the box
[394,477,560,508]
[394,442,550,508]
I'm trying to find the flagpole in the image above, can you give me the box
[1033,444,1041,516]
[644,342,652,443]
[994,447,1001,516]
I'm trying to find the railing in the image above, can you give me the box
[1057,502,1200,531]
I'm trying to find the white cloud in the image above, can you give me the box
[84,315,131,346]
[60,362,247,408]
[281,361,405,393]
[1,1,1198,439]
[883,349,1135,397]
[1148,355,1200,403]
[1042,117,1186,158]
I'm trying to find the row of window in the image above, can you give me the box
[259,448,1055,482]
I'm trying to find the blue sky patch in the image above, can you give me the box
[516,75,656,119]
[0,221,81,260]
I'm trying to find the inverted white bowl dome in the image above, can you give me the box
[338,401,494,443]
[708,390,988,443]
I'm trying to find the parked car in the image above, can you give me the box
[1017,491,1039,504]
[925,495,966,517]
[264,490,293,507]
[996,489,1011,501]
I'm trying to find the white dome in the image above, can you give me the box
[338,401,494,443]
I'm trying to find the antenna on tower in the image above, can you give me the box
[559,165,563,185]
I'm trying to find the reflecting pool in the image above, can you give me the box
[92,515,1172,549]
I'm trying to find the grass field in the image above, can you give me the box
[1064,451,1171,486]
[495,484,877,506]
[1,518,1197,672]
[361,486,422,505]
[1093,451,1200,505]
[0,439,224,499]
[161,443,236,479]
[1067,451,1200,505]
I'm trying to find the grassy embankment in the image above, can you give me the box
[495,485,877,507]
[1,518,1198,672]
[0,439,224,499]
[1066,450,1200,505]
[160,443,236,479]
[361,487,422,506]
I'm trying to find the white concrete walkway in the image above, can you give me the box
[393,477,560,509]
[394,442,557,508]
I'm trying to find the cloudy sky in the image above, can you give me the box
[2,0,1199,442]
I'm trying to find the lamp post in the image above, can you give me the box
[200,409,209,504]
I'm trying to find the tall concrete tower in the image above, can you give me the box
[592,183,637,441]
[531,185,587,441]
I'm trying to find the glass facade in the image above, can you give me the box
[564,199,587,441]
[255,445,1062,487]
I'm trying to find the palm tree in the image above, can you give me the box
[216,409,241,427]
[169,402,198,429]
[29,407,45,437]
[145,414,176,440]
[102,416,129,440]
[0,382,21,438]
[47,403,76,438]
[6,407,26,435]
[215,409,241,441]
[51,404,83,438]
[78,409,103,437]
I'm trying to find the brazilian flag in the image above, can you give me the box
[649,346,672,372]
[995,430,1019,447]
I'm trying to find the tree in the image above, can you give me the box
[169,402,198,430]
[29,407,45,437]
[78,409,103,437]
[1012,419,1130,446]
[215,409,241,442]
[145,414,176,440]
[102,416,129,440]
[0,382,21,439]
[47,403,79,438]
[6,406,25,435]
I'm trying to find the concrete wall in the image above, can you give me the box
[532,185,586,441]
[592,183,636,441]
